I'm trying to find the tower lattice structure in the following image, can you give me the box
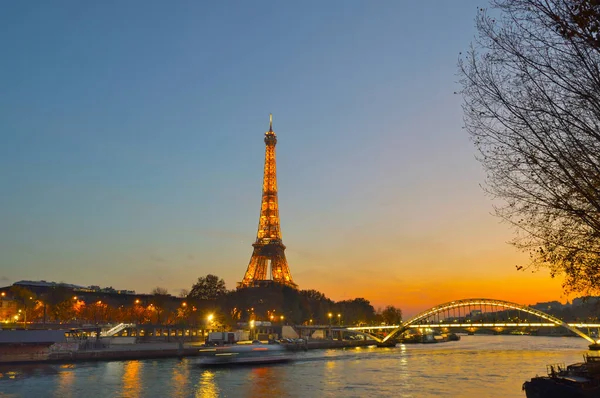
[238,115,297,289]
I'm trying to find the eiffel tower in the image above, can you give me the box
[238,115,297,289]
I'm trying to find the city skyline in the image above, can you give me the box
[1,1,565,316]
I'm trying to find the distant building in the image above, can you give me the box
[12,280,135,295]
[531,301,564,311]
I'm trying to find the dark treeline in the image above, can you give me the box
[1,275,403,328]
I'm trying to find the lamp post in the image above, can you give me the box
[328,312,333,340]
[250,319,255,341]
[19,309,27,329]
[338,313,341,326]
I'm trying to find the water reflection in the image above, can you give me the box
[121,361,142,398]
[324,359,340,390]
[195,370,220,398]
[170,360,190,397]
[247,366,284,396]
[0,364,59,381]
[55,366,75,398]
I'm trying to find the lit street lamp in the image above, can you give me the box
[249,319,255,340]
[338,313,341,326]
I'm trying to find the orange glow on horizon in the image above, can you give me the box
[302,269,565,318]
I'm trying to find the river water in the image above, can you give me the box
[0,335,593,397]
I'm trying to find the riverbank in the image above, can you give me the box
[0,339,379,365]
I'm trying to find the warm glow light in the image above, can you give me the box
[182,302,187,307]
[328,313,332,318]
[280,315,284,320]
[1,292,5,297]
[97,301,102,305]
[72,296,77,300]
[13,315,18,320]
[135,299,140,304]
[207,313,214,322]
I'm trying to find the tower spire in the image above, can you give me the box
[238,116,297,290]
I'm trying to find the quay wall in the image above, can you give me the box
[0,339,377,365]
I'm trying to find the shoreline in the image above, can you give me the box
[0,339,380,366]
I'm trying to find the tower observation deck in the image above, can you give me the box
[238,115,297,289]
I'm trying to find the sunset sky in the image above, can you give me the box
[0,1,565,316]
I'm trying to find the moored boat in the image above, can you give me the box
[0,329,67,363]
[522,354,600,398]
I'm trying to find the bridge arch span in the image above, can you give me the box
[383,298,595,343]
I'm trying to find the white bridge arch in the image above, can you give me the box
[375,298,596,343]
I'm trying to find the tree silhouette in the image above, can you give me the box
[459,0,600,295]
[188,275,228,301]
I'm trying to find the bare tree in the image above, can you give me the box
[151,286,169,296]
[459,0,600,295]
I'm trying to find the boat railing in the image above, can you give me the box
[546,363,565,377]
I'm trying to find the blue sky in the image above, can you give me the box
[0,1,562,313]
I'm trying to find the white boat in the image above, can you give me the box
[196,343,293,366]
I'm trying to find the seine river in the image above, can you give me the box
[0,335,593,397]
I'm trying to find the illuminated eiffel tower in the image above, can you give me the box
[238,115,297,289]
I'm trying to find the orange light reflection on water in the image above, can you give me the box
[122,361,142,397]
[55,367,75,398]
[248,366,283,396]
[170,360,190,397]
[195,370,219,398]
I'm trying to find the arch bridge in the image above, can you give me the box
[346,298,597,344]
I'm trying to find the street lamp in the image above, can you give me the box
[338,313,341,326]
[249,319,255,340]
[328,313,332,325]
